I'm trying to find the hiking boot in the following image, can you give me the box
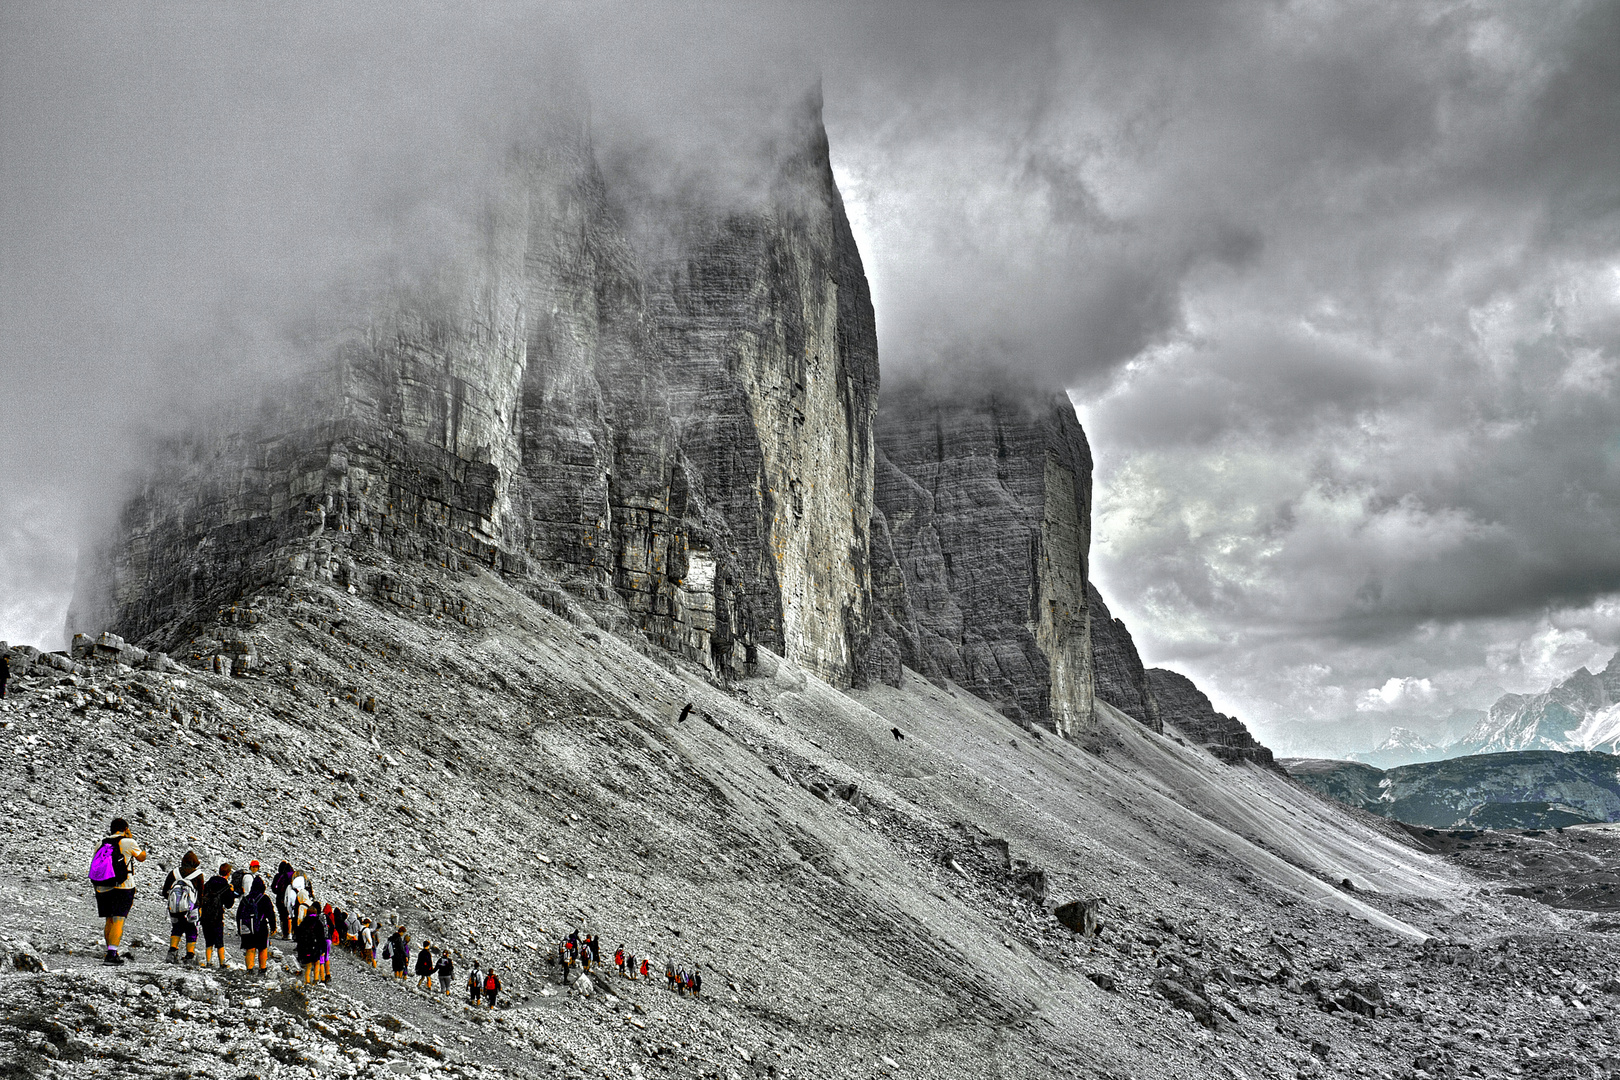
[103,953,125,966]
[166,949,179,965]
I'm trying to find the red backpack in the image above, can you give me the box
[485,972,498,991]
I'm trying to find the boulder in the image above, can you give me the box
[1153,977,1217,1029]
[1010,861,1048,905]
[14,944,46,972]
[1054,898,1105,937]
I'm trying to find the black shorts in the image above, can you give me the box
[96,888,135,919]
[170,916,198,942]
[201,917,226,948]
[241,931,269,951]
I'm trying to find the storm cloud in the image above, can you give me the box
[3,2,1618,752]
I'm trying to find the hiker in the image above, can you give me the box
[589,934,601,966]
[236,875,274,975]
[891,726,905,741]
[229,859,251,897]
[436,949,455,995]
[316,903,333,983]
[624,949,635,980]
[294,909,326,985]
[467,962,483,1007]
[639,957,649,980]
[271,862,294,937]
[359,919,378,968]
[387,927,409,980]
[665,958,675,992]
[416,939,436,990]
[89,817,146,966]
[560,944,573,984]
[199,862,237,969]
[163,850,205,965]
[483,968,501,1009]
[615,945,625,975]
[1,650,9,698]
[692,968,702,997]
[285,869,312,925]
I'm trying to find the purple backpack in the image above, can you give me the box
[88,838,126,885]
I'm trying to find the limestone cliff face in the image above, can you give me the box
[1086,584,1162,733]
[1145,668,1275,767]
[864,383,1272,764]
[72,98,878,688]
[866,385,1094,737]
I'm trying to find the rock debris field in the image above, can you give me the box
[5,565,1620,1079]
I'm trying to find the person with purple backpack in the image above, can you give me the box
[88,818,146,966]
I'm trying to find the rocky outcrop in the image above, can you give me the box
[1087,584,1161,733]
[71,94,878,688]
[1146,667,1274,766]
[865,382,1094,737]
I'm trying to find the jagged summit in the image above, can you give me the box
[1453,651,1620,755]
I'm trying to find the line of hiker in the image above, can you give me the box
[86,819,504,1008]
[559,930,704,998]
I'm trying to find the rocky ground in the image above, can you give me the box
[5,558,1620,1079]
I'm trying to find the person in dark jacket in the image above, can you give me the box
[467,963,483,1007]
[388,927,409,979]
[294,911,325,985]
[198,862,237,969]
[270,861,294,938]
[415,939,436,991]
[316,903,332,983]
[237,875,273,974]
[435,949,455,995]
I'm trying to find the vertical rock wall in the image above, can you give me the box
[866,384,1095,737]
[646,104,878,685]
[73,98,878,688]
[1087,584,1162,733]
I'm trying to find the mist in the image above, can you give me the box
[5,2,1619,754]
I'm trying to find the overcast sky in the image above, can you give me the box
[3,2,1617,751]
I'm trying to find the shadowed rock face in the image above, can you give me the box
[71,96,878,689]
[1086,584,1161,733]
[1146,667,1274,766]
[865,385,1095,737]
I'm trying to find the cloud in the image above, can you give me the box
[1357,677,1436,713]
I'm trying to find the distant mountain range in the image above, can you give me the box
[1282,751,1620,830]
[1455,655,1620,756]
[1265,653,1620,767]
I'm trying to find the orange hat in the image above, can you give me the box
[249,859,260,870]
